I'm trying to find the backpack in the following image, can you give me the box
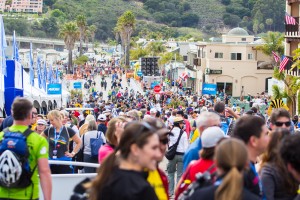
[0,128,37,189]
[90,131,104,158]
[220,116,232,135]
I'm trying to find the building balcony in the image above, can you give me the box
[287,0,300,4]
[285,17,300,41]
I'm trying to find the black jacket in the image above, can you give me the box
[99,168,158,200]
[190,185,261,200]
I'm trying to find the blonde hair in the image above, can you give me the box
[48,110,62,121]
[215,138,248,200]
[85,114,96,124]
[106,116,128,146]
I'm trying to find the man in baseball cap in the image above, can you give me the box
[97,114,107,135]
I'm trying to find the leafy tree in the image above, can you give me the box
[130,47,148,60]
[182,13,199,27]
[273,68,300,116]
[74,55,89,65]
[59,22,80,74]
[146,42,166,56]
[76,15,87,56]
[265,18,273,31]
[3,18,30,36]
[88,25,97,51]
[257,32,284,56]
[115,11,136,67]
[41,17,59,38]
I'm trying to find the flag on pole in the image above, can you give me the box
[55,66,59,83]
[0,15,7,76]
[43,61,47,91]
[285,12,296,25]
[48,65,54,84]
[180,72,188,81]
[29,43,34,86]
[37,57,42,88]
[12,30,19,62]
[279,57,289,72]
[272,51,280,63]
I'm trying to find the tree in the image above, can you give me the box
[59,22,80,74]
[84,29,90,51]
[115,11,136,67]
[76,15,87,56]
[88,25,97,51]
[256,32,284,57]
[273,67,300,116]
[265,18,273,31]
[146,41,166,56]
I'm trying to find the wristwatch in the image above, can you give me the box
[71,151,76,156]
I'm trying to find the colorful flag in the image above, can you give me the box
[12,30,19,62]
[279,57,289,72]
[43,61,47,91]
[180,72,188,81]
[285,12,296,25]
[0,15,7,76]
[55,66,59,83]
[29,43,34,86]
[48,65,53,83]
[272,51,280,63]
[37,57,42,88]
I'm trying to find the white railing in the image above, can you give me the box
[39,161,99,200]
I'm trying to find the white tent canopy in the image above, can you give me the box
[23,69,70,111]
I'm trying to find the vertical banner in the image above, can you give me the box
[202,83,217,95]
[14,61,22,89]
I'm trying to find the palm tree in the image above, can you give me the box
[146,41,166,56]
[88,25,97,51]
[115,11,136,67]
[84,29,90,51]
[59,22,80,74]
[273,67,300,116]
[76,15,87,56]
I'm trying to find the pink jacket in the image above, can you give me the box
[98,144,114,163]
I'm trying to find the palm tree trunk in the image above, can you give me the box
[68,49,72,74]
[125,44,130,67]
[79,36,83,56]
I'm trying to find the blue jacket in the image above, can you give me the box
[183,137,202,171]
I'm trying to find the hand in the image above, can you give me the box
[115,121,126,140]
[65,152,74,158]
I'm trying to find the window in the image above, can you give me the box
[241,38,246,41]
[183,55,187,61]
[248,53,253,60]
[215,52,223,59]
[231,53,242,60]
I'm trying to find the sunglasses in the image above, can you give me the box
[275,121,291,127]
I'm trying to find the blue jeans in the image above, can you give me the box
[167,154,183,196]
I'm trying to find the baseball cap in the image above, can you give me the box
[97,114,107,121]
[150,108,157,113]
[37,119,47,125]
[201,126,225,148]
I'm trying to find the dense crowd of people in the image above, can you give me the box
[1,66,300,200]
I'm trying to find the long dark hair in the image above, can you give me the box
[89,122,156,200]
[260,128,298,195]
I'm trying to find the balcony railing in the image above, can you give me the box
[285,17,300,38]
[284,56,300,77]
[287,0,300,4]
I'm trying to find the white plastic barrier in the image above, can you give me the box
[39,161,100,200]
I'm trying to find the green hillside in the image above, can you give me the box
[3,0,285,41]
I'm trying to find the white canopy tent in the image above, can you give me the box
[23,69,70,112]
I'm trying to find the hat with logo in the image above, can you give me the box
[37,119,47,126]
[97,114,107,121]
[201,126,225,148]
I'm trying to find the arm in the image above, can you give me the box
[226,107,240,119]
[66,134,82,157]
[38,158,52,200]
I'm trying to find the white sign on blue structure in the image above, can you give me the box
[47,83,62,95]
[202,83,217,95]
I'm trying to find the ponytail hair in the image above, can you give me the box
[89,150,118,200]
[215,167,243,200]
[89,121,156,200]
[214,138,248,200]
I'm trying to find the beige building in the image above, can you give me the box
[0,0,43,13]
[196,28,274,97]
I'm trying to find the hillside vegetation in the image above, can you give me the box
[3,0,285,41]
